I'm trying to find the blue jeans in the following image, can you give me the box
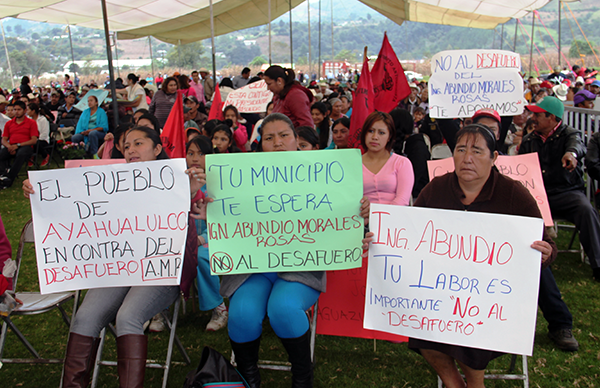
[72,130,105,155]
[71,285,180,337]
[228,273,320,343]
[538,267,573,332]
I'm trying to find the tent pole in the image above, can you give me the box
[178,39,182,73]
[514,19,518,52]
[289,0,293,66]
[318,0,321,79]
[210,0,216,84]
[558,0,561,67]
[113,32,121,78]
[149,36,155,81]
[0,20,14,89]
[101,0,119,130]
[67,25,77,83]
[308,0,311,79]
[500,23,504,50]
[530,13,535,77]
[268,0,272,66]
[330,0,333,60]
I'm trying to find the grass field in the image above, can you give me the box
[1,167,599,387]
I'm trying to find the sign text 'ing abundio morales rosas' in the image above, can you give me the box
[428,49,525,119]
[28,159,190,294]
[205,149,364,275]
[364,205,543,356]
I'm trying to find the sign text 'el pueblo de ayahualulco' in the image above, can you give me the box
[29,159,190,294]
[205,149,364,275]
[364,205,544,356]
[428,49,525,119]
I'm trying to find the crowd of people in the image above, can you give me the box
[1,61,600,387]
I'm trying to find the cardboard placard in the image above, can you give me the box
[224,80,273,113]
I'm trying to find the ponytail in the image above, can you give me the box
[264,65,297,96]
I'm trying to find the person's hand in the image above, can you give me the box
[191,197,214,220]
[186,167,206,196]
[104,132,114,141]
[531,240,553,263]
[362,232,374,258]
[360,196,371,225]
[62,112,67,118]
[198,236,206,245]
[562,152,577,172]
[22,179,34,198]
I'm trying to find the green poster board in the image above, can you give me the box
[206,149,364,275]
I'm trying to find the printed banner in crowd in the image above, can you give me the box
[426,153,553,226]
[224,80,273,113]
[28,159,190,294]
[205,149,364,275]
[364,205,543,356]
[428,49,525,118]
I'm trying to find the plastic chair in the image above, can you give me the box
[431,143,452,160]
[231,299,319,372]
[437,354,529,388]
[90,295,191,388]
[0,219,79,364]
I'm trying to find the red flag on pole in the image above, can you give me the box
[160,92,186,158]
[348,50,375,149]
[371,32,411,112]
[208,83,224,121]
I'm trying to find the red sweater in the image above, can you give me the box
[272,83,314,129]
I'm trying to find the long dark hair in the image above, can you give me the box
[178,75,191,90]
[311,102,330,149]
[296,126,319,149]
[361,111,396,151]
[187,135,217,154]
[136,113,161,133]
[125,125,169,160]
[161,77,179,93]
[211,124,241,153]
[111,122,134,158]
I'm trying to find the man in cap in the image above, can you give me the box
[520,96,600,286]
[199,68,214,102]
[574,90,596,109]
[548,65,567,83]
[590,79,600,96]
[45,90,62,111]
[525,78,542,103]
[399,83,421,114]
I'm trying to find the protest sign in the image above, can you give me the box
[224,80,273,113]
[205,149,364,275]
[426,154,553,226]
[428,49,524,119]
[65,159,126,168]
[28,159,190,294]
[317,259,408,342]
[364,205,543,356]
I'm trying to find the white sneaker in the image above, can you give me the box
[205,308,228,332]
[149,313,167,332]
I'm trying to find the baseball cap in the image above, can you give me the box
[409,83,419,90]
[585,78,595,85]
[573,90,596,106]
[576,76,584,85]
[592,80,600,87]
[185,96,199,105]
[472,108,501,124]
[525,96,564,120]
[540,80,553,89]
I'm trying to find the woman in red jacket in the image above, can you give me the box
[264,66,314,128]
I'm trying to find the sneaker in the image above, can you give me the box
[548,329,579,351]
[27,157,34,167]
[205,308,228,332]
[40,155,50,167]
[593,268,600,283]
[149,313,166,332]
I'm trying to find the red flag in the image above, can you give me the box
[160,92,186,158]
[348,55,375,149]
[371,33,411,112]
[208,83,224,121]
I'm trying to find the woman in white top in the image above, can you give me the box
[27,102,50,166]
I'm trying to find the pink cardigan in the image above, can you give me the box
[363,153,414,206]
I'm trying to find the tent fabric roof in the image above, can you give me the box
[0,0,565,44]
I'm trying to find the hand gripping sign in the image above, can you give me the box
[364,205,543,356]
[28,159,190,294]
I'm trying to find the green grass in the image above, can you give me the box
[1,166,600,387]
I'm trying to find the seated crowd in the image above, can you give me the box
[2,63,600,388]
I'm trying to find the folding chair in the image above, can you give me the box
[431,143,452,160]
[437,354,529,388]
[0,219,79,364]
[231,299,319,372]
[30,123,62,170]
[553,220,585,263]
[90,295,191,388]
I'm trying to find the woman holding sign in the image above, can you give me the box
[364,124,563,388]
[23,126,203,388]
[221,113,370,388]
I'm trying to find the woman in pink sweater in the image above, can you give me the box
[361,111,414,206]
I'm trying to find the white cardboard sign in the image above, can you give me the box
[364,205,543,356]
[428,49,525,118]
[224,80,273,113]
[28,159,190,294]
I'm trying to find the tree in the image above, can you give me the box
[14,25,23,35]
[31,32,40,40]
[569,39,595,58]
[166,42,207,70]
[334,49,357,62]
[249,55,268,66]
[69,63,81,73]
